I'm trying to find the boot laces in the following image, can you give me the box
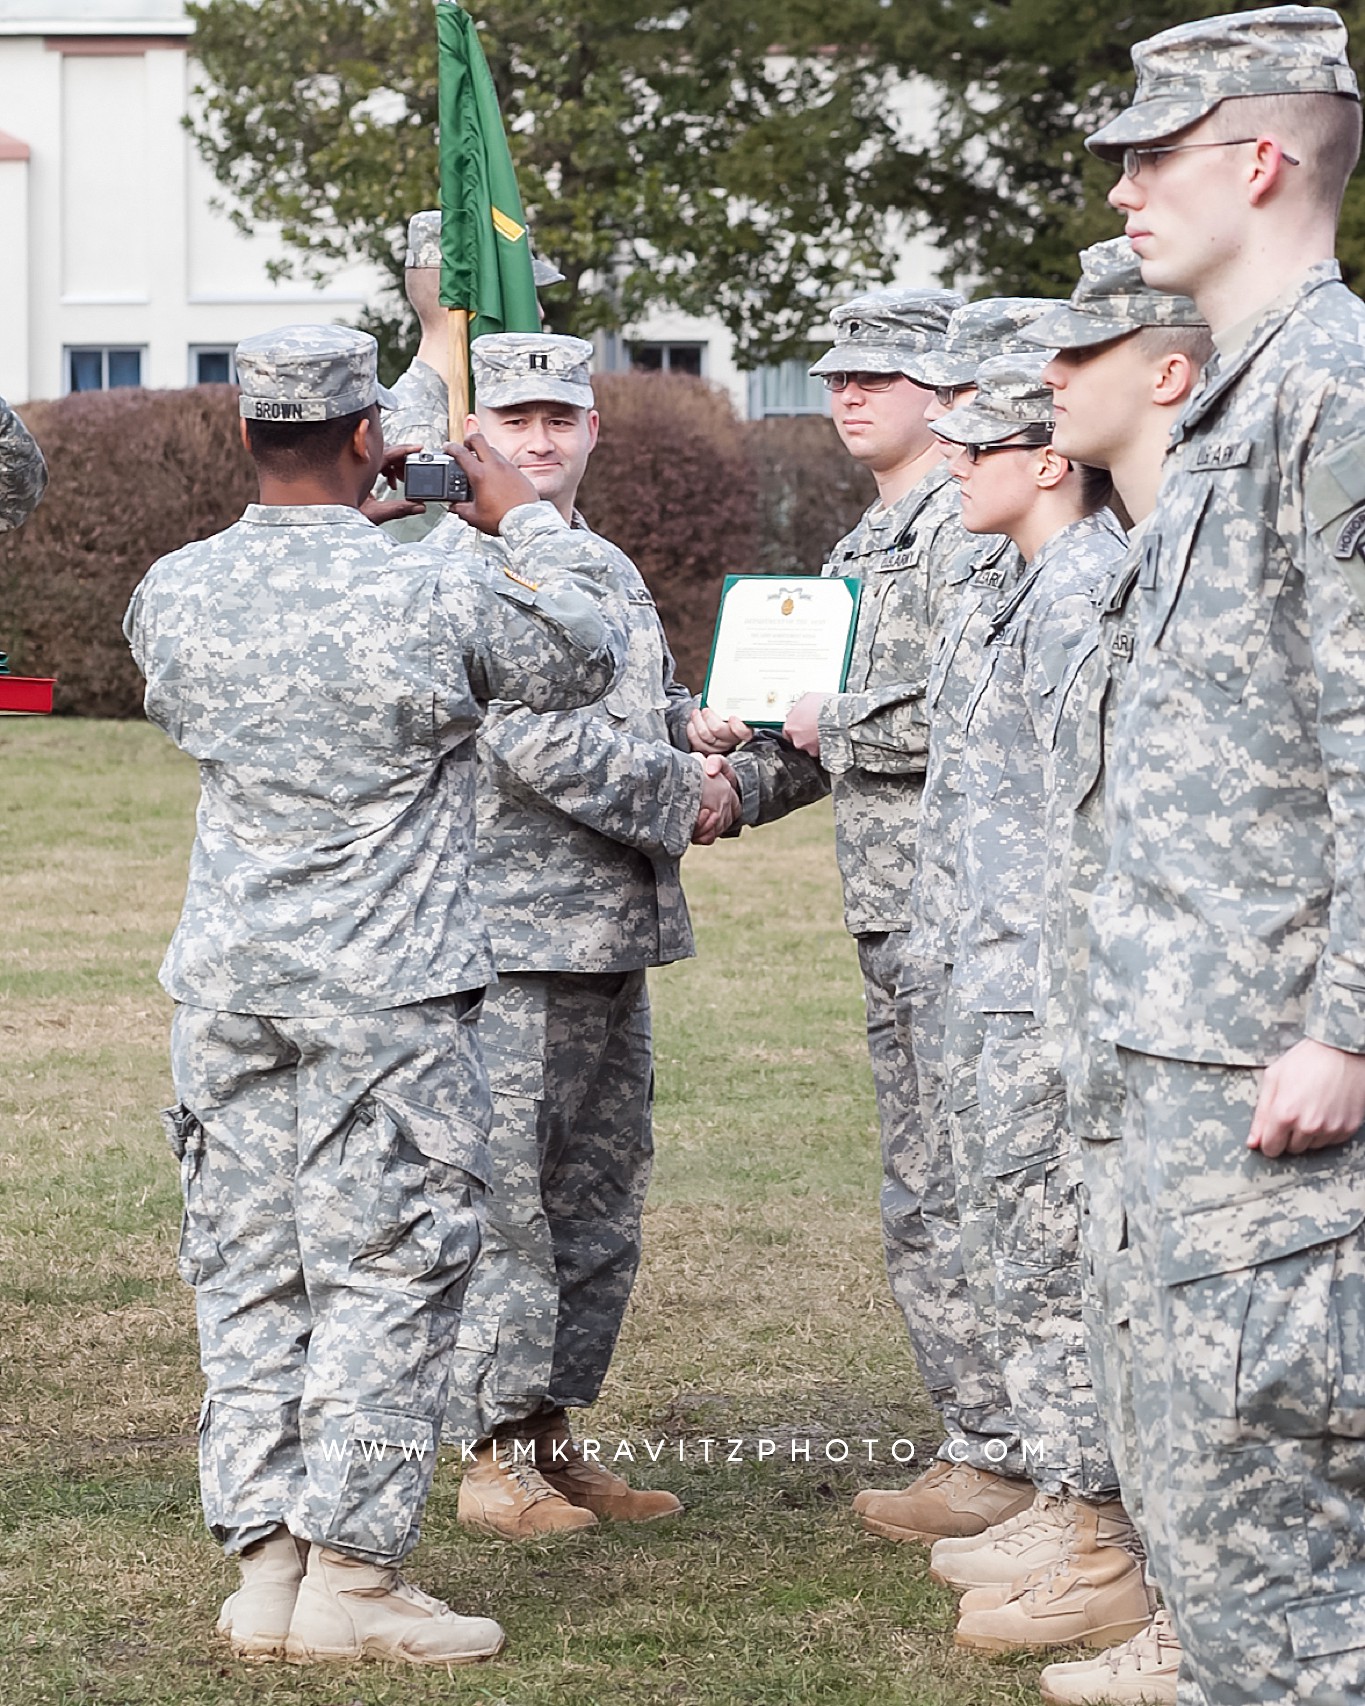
[500,1456,556,1504]
[1100,1607,1179,1674]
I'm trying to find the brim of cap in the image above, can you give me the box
[1019,308,1138,351]
[1086,94,1217,158]
[477,378,594,410]
[906,348,981,388]
[807,345,927,379]
[375,381,399,410]
[932,403,1050,447]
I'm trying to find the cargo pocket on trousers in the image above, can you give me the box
[349,1099,483,1308]
[322,1406,436,1561]
[160,1103,224,1287]
[993,1145,1082,1271]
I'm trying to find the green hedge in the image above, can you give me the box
[2,376,871,715]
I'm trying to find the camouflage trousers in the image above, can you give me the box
[859,936,1018,1473]
[167,993,490,1565]
[945,1003,1116,1496]
[1065,1033,1145,1533]
[444,969,653,1445]
[1118,1049,1365,1706]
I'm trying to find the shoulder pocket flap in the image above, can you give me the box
[1305,434,1365,534]
[1287,1589,1365,1660]
[1158,1190,1365,1286]
[371,1091,491,1184]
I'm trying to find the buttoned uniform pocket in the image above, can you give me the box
[851,559,932,694]
[1149,472,1288,702]
[1158,1197,1365,1448]
[602,588,669,723]
[160,1103,225,1287]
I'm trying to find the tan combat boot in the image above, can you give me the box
[853,1460,1034,1544]
[1039,1607,1181,1704]
[284,1546,505,1665]
[216,1525,308,1661]
[457,1440,599,1539]
[930,1491,1073,1589]
[530,1410,682,1523]
[953,1501,1153,1654]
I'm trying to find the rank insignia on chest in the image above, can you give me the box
[1190,440,1253,472]
[1334,507,1365,561]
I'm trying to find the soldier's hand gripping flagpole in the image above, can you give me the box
[435,0,541,433]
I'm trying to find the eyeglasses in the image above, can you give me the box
[821,371,904,392]
[935,385,973,408]
[1120,139,1299,179]
[962,435,1053,463]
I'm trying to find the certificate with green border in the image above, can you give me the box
[701,575,861,729]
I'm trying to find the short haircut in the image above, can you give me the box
[1205,91,1362,216]
[1132,323,1215,370]
[245,405,375,477]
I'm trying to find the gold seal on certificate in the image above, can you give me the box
[701,575,861,728]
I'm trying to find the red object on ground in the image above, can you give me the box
[0,676,56,713]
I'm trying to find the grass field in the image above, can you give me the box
[0,718,1047,1706]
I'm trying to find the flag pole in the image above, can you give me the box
[448,308,470,439]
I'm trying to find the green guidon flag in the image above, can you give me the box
[435,0,540,337]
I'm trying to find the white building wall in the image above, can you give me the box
[0,2,384,404]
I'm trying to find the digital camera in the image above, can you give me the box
[402,450,470,504]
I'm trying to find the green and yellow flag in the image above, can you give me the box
[436,0,540,337]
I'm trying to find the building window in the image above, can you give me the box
[66,347,144,393]
[191,346,236,385]
[630,342,704,377]
[747,354,830,418]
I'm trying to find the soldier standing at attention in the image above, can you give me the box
[0,395,47,531]
[852,298,1057,1546]
[775,289,1038,1542]
[1016,239,1210,1705]
[378,209,562,541]
[124,324,622,1667]
[437,332,761,1538]
[1083,8,1365,1699]
[927,359,1143,1652]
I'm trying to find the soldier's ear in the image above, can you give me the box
[238,418,251,454]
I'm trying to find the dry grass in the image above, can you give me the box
[0,718,1047,1705]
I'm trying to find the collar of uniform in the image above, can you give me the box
[878,457,955,546]
[1173,260,1342,444]
[241,503,375,527]
[988,507,1125,636]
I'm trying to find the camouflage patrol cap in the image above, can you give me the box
[808,287,963,379]
[235,324,398,423]
[405,210,442,269]
[473,332,595,409]
[1022,238,1207,349]
[908,298,1059,388]
[931,353,1054,447]
[1088,5,1359,159]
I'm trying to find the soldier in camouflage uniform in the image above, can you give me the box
[1012,240,1211,1705]
[377,210,563,542]
[0,395,47,532]
[125,323,623,1666]
[769,289,1035,1544]
[847,298,1060,1544]
[434,332,825,1539]
[925,358,1151,1653]
[1083,10,1365,1700]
